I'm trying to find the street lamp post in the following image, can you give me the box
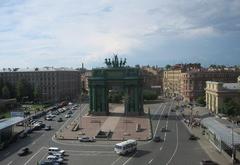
[232,120,235,164]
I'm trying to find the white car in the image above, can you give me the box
[47,155,63,163]
[79,136,96,142]
[65,114,71,118]
[48,147,65,155]
[48,152,63,158]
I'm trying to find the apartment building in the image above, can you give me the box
[141,66,163,94]
[163,69,183,97]
[181,70,240,102]
[0,67,81,103]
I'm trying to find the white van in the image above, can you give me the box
[48,147,65,155]
[114,139,137,155]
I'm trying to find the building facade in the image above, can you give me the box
[0,68,81,103]
[141,66,163,95]
[180,71,240,102]
[205,80,240,114]
[163,69,183,97]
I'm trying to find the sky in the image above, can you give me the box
[0,0,240,69]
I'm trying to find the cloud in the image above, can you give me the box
[0,0,239,68]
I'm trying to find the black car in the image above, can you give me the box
[57,118,63,122]
[161,127,167,132]
[200,160,219,165]
[153,135,162,142]
[189,134,198,140]
[44,125,51,131]
[18,148,30,156]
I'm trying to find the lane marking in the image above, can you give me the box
[166,116,179,165]
[110,156,122,165]
[153,104,166,137]
[122,151,138,165]
[24,147,47,165]
[160,147,163,151]
[7,161,13,165]
[148,159,153,164]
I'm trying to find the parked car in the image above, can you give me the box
[153,135,162,142]
[79,136,96,142]
[18,148,30,156]
[189,134,198,140]
[48,147,65,155]
[67,111,73,114]
[200,160,219,165]
[57,118,63,122]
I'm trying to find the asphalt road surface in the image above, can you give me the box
[0,100,210,165]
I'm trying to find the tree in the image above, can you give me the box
[220,98,240,116]
[16,79,33,101]
[0,79,3,98]
[33,85,41,102]
[143,90,158,100]
[165,64,171,70]
[1,85,10,99]
[196,95,206,106]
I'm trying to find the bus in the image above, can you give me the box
[114,139,137,155]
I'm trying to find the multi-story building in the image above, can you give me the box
[180,70,240,102]
[81,70,92,95]
[205,79,240,114]
[141,66,163,94]
[163,69,183,97]
[0,67,81,103]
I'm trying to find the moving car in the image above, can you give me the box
[79,136,96,142]
[46,155,63,163]
[38,160,60,165]
[189,134,198,140]
[65,114,71,118]
[44,125,52,131]
[57,118,63,122]
[48,147,65,155]
[161,127,167,132]
[200,160,219,165]
[18,148,30,156]
[153,135,162,142]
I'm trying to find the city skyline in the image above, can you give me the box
[0,0,240,69]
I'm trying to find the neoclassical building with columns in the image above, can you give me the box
[205,77,240,114]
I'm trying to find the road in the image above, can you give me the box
[0,100,210,165]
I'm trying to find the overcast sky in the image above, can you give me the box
[0,0,240,69]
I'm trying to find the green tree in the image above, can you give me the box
[196,95,206,106]
[0,79,3,98]
[1,85,10,99]
[33,85,41,102]
[143,90,158,100]
[221,98,239,116]
[16,79,33,101]
[165,64,171,70]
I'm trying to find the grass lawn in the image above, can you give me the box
[22,104,45,112]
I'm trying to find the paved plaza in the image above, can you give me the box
[56,104,151,141]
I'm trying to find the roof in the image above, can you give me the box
[116,139,137,146]
[0,67,78,72]
[201,117,240,147]
[0,117,25,130]
[223,83,240,90]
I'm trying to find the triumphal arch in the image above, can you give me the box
[88,55,144,115]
